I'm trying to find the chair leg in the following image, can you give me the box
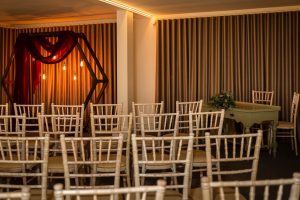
[291,131,295,151]
[293,130,298,156]
[268,127,273,155]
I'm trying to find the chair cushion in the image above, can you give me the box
[48,156,64,173]
[138,152,173,170]
[48,156,79,173]
[277,121,294,129]
[0,155,39,172]
[96,155,126,172]
[180,150,214,166]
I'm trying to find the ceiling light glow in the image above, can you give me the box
[98,0,153,18]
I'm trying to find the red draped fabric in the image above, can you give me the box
[14,31,78,104]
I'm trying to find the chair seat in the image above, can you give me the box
[138,153,173,170]
[0,163,25,173]
[0,155,39,172]
[96,155,126,172]
[277,121,294,129]
[48,156,82,174]
[190,187,246,200]
[180,150,213,166]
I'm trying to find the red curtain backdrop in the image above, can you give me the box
[14,31,78,104]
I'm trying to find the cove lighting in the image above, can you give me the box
[98,0,152,18]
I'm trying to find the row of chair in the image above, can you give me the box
[1,130,300,199]
[1,92,298,157]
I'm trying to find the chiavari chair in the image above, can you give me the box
[53,180,166,200]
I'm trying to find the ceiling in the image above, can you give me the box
[0,0,299,25]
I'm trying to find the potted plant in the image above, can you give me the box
[209,91,235,110]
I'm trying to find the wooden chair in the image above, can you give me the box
[38,113,80,179]
[13,103,45,137]
[90,103,123,115]
[252,90,274,105]
[188,110,225,177]
[90,113,132,186]
[140,112,179,137]
[201,172,300,200]
[132,133,194,200]
[0,136,50,200]
[190,130,263,199]
[0,115,26,136]
[0,186,30,200]
[51,103,84,137]
[132,101,164,135]
[60,134,124,190]
[53,180,166,200]
[164,100,203,138]
[252,90,274,150]
[276,92,300,155]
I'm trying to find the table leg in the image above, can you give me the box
[244,126,250,134]
[272,124,277,157]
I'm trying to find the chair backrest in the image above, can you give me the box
[189,110,225,149]
[140,112,179,137]
[176,100,203,133]
[201,172,300,200]
[60,134,124,190]
[0,186,30,200]
[0,104,9,130]
[90,113,132,135]
[90,103,123,115]
[0,136,49,200]
[13,103,45,135]
[90,113,132,173]
[290,92,300,125]
[132,102,164,134]
[132,133,194,200]
[38,113,80,155]
[252,90,274,105]
[205,131,263,183]
[0,115,26,136]
[0,103,9,115]
[53,180,166,200]
[51,104,84,136]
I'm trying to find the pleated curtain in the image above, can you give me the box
[156,11,300,129]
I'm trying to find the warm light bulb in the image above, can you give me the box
[53,55,57,60]
[63,63,66,71]
[80,59,84,67]
[42,74,46,80]
[73,73,77,80]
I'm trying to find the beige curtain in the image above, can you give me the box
[156,11,300,123]
[0,23,117,113]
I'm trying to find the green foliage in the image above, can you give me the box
[209,91,235,110]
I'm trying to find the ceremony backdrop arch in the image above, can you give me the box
[0,24,117,112]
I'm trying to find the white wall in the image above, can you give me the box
[133,18,157,103]
[117,10,134,114]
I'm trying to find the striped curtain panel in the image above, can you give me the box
[0,23,117,113]
[156,11,300,126]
